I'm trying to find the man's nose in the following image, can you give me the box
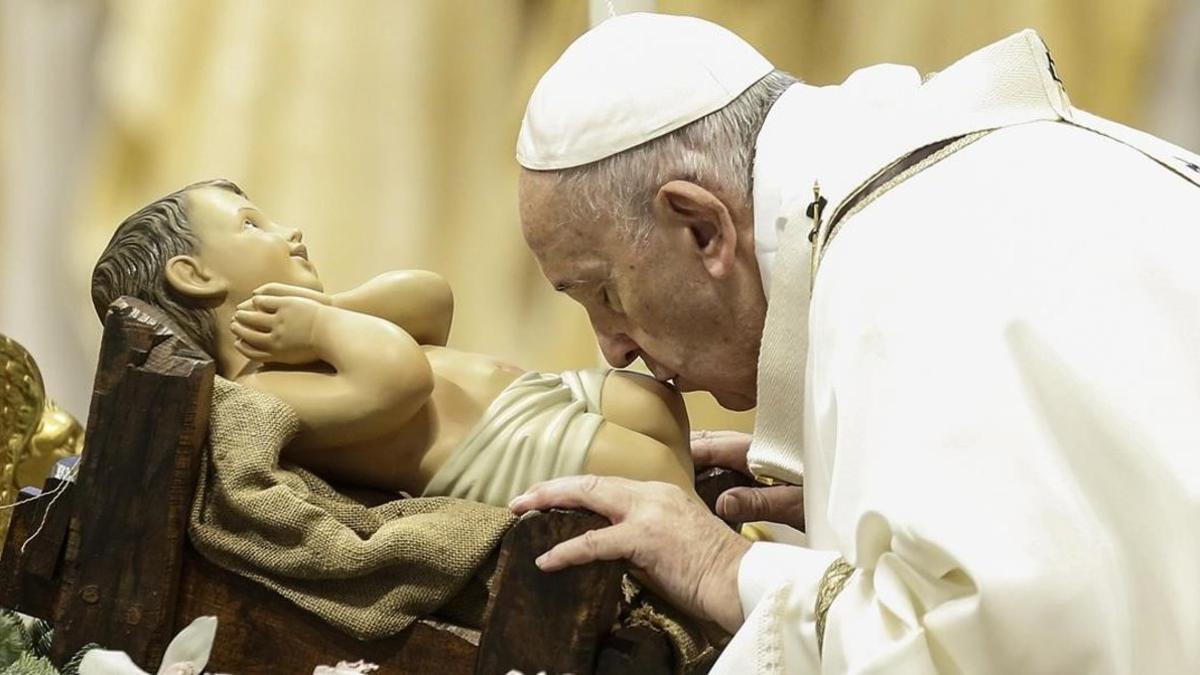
[597,331,640,368]
[284,226,303,242]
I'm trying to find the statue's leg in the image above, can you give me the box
[583,422,700,501]
[584,373,699,500]
[596,371,690,453]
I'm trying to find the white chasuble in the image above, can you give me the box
[716,30,1200,674]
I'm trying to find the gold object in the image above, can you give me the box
[739,522,774,542]
[0,335,85,543]
[754,473,797,487]
[814,556,856,657]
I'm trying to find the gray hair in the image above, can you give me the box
[554,69,797,243]
[91,178,246,357]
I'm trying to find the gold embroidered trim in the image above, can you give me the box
[814,557,855,657]
[821,131,988,262]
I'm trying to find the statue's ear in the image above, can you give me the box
[164,255,227,300]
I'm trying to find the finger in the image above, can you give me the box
[536,523,633,571]
[715,485,804,527]
[250,294,285,312]
[253,282,296,296]
[233,339,272,362]
[230,321,273,350]
[690,429,752,453]
[690,430,752,475]
[508,475,635,522]
[254,283,331,306]
[254,282,315,299]
[690,429,747,442]
[233,310,275,332]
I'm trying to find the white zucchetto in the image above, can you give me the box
[517,12,774,170]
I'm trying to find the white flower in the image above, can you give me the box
[79,616,218,675]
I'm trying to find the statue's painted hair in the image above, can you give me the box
[91,178,246,356]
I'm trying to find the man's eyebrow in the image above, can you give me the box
[553,279,587,292]
[553,277,605,292]
[551,262,609,292]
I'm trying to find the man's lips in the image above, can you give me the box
[653,371,681,391]
[672,376,697,393]
[290,244,309,260]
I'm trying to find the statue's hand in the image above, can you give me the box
[231,295,325,365]
[250,282,333,306]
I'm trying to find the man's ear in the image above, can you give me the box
[651,180,738,279]
[164,255,227,300]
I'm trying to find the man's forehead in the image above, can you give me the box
[518,169,625,284]
[533,227,609,283]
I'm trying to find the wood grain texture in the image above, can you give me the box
[50,297,214,666]
[595,626,675,674]
[0,481,70,620]
[476,509,626,675]
[694,466,758,529]
[175,550,479,674]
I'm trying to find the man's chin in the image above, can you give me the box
[676,376,756,411]
[711,389,756,412]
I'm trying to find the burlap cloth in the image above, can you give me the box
[188,377,718,672]
[188,377,516,639]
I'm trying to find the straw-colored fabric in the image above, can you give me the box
[188,377,516,640]
[620,577,725,675]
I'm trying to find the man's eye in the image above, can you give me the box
[602,286,621,312]
[243,218,256,230]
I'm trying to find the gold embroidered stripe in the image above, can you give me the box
[815,556,856,657]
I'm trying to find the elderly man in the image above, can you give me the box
[512,12,1200,674]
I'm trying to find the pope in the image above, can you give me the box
[510,12,1200,674]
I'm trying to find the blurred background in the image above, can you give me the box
[1,0,1197,432]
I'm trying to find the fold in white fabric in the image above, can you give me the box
[723,30,1200,674]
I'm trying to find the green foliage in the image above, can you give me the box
[0,653,58,675]
[0,609,98,675]
[0,610,62,673]
[29,619,52,658]
[59,643,101,675]
[0,610,32,669]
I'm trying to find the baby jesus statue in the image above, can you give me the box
[90,179,698,506]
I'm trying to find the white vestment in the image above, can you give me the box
[714,30,1200,674]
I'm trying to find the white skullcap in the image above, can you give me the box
[517,12,774,170]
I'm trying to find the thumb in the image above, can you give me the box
[716,485,805,529]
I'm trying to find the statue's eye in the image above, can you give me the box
[243,218,257,230]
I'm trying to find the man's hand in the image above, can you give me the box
[232,295,326,365]
[509,476,751,633]
[691,430,805,530]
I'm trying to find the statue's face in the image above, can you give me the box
[186,187,324,303]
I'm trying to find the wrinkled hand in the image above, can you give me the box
[231,294,325,365]
[691,430,805,530]
[509,476,751,632]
